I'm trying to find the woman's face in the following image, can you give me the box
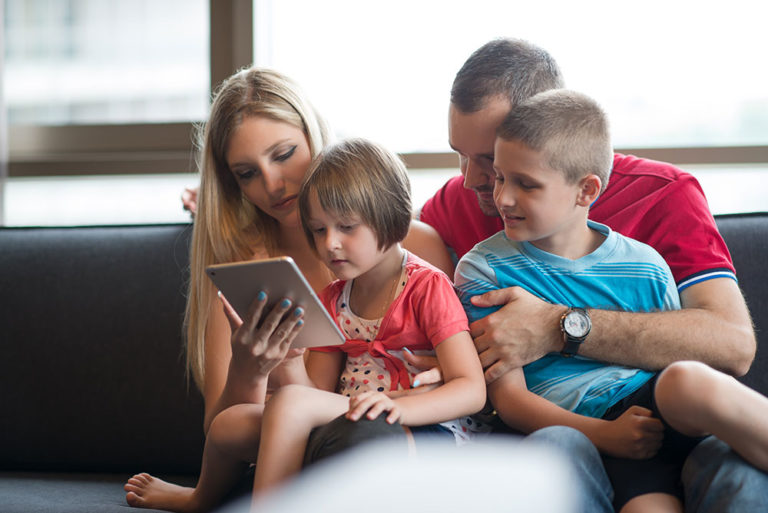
[226,115,313,226]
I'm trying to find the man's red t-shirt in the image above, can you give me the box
[419,154,735,291]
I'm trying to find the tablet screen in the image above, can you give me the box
[206,257,344,348]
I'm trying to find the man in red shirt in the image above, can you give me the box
[416,38,761,512]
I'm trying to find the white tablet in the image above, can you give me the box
[206,257,344,348]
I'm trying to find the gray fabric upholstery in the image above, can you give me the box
[715,213,768,393]
[0,215,766,512]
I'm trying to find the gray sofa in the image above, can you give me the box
[1,214,767,512]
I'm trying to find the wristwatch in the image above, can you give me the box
[560,307,591,357]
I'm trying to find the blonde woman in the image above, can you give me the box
[124,67,451,512]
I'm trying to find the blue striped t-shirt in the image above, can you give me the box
[455,221,680,418]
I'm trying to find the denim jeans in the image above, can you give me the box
[524,426,614,513]
[683,435,768,512]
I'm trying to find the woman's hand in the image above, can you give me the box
[595,406,664,459]
[347,391,402,424]
[402,348,442,389]
[219,291,305,383]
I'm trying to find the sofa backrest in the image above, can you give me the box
[0,224,204,474]
[0,215,765,474]
[715,213,768,394]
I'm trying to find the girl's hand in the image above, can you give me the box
[220,291,305,382]
[347,391,402,424]
[596,405,665,459]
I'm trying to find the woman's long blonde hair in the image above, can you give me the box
[185,67,330,391]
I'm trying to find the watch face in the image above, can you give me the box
[564,311,590,338]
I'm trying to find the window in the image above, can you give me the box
[4,0,209,125]
[257,0,768,152]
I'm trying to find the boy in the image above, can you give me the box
[454,89,768,512]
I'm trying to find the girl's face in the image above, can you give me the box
[305,190,386,281]
[226,115,312,227]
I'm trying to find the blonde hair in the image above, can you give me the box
[298,138,412,252]
[185,67,330,390]
[496,89,612,191]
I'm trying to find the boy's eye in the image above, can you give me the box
[275,146,297,162]
[340,224,357,232]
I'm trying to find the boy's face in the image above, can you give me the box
[493,138,586,255]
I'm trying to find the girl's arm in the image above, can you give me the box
[349,331,485,426]
[490,370,664,459]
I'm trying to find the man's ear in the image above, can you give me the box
[576,174,602,206]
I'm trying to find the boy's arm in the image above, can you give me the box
[490,370,663,460]
[472,277,754,381]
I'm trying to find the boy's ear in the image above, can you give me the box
[576,174,602,206]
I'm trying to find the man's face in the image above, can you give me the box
[448,97,511,217]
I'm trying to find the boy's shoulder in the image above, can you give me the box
[460,231,518,262]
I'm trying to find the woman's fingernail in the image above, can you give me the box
[257,291,267,301]
[412,379,421,388]
[294,307,304,317]
[403,347,413,355]
[217,290,223,298]
[296,319,304,327]
[281,298,291,308]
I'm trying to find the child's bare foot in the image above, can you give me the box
[124,473,199,512]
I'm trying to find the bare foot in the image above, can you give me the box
[124,473,200,513]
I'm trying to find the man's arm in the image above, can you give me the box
[471,277,755,382]
[402,219,455,277]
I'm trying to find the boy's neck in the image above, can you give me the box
[528,218,605,261]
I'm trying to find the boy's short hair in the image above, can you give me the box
[451,38,564,113]
[497,89,613,190]
[299,138,412,252]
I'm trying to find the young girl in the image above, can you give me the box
[251,138,488,494]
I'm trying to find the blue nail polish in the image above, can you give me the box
[257,291,267,301]
[412,379,421,388]
[403,347,413,355]
[297,319,304,327]
[281,298,291,308]
[294,307,304,317]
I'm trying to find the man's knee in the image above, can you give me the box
[525,425,599,459]
[303,414,408,466]
[683,436,768,511]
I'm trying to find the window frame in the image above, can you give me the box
[5,0,768,179]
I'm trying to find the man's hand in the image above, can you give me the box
[182,186,199,216]
[470,286,567,383]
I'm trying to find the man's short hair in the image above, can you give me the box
[451,38,564,113]
[497,89,613,190]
